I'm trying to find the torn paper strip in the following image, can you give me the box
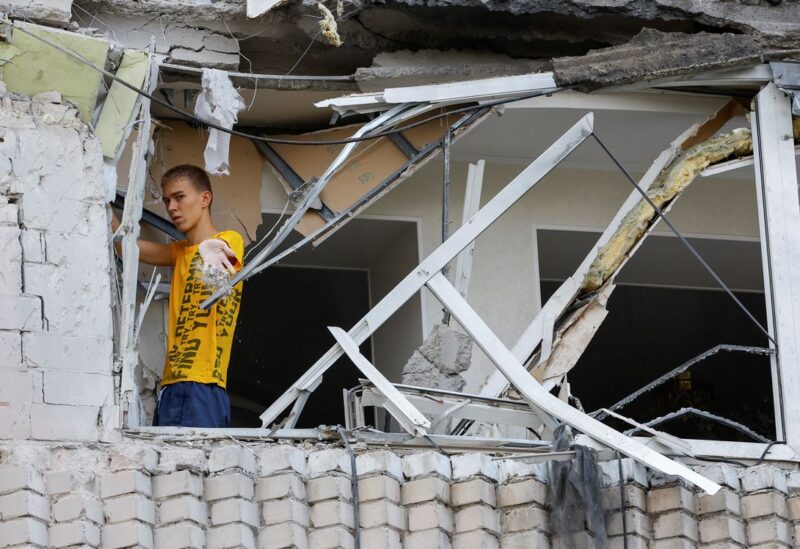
[193,68,245,175]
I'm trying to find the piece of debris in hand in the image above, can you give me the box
[318,3,343,47]
[200,263,233,298]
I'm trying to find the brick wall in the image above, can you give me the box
[0,86,117,443]
[1,440,798,548]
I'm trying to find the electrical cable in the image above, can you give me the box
[13,23,565,147]
[591,133,777,346]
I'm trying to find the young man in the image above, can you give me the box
[113,164,244,427]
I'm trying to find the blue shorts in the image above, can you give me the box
[154,381,230,428]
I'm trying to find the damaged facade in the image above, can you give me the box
[2,0,800,547]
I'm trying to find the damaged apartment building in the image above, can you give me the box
[4,0,800,547]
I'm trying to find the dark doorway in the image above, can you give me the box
[537,229,774,442]
[228,265,371,427]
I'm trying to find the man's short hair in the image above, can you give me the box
[162,164,213,206]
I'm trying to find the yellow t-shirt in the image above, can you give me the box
[161,230,244,389]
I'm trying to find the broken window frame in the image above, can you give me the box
[124,65,800,467]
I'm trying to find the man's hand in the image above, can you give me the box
[199,239,238,274]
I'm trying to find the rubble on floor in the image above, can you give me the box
[401,324,472,392]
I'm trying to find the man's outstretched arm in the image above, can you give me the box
[111,210,173,266]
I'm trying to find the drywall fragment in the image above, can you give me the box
[193,68,245,176]
[95,49,149,159]
[247,0,289,18]
[318,3,343,47]
[0,21,108,123]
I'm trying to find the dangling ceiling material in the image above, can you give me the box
[261,108,489,243]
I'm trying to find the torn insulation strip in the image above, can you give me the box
[194,68,245,175]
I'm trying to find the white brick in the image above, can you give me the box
[43,370,114,406]
[105,493,156,524]
[45,232,109,270]
[607,509,651,538]
[30,403,100,441]
[405,528,452,549]
[693,463,741,491]
[53,494,103,523]
[699,516,746,544]
[455,504,501,535]
[20,229,44,262]
[452,478,497,508]
[403,451,452,480]
[453,529,500,549]
[0,226,21,293]
[0,489,48,520]
[155,447,208,475]
[22,261,111,338]
[257,473,306,502]
[154,523,206,549]
[211,497,259,527]
[45,470,73,495]
[207,522,256,548]
[451,453,499,482]
[359,525,401,549]
[310,499,354,529]
[208,444,258,475]
[48,520,101,547]
[100,470,152,499]
[501,530,550,549]
[308,449,351,478]
[600,458,648,487]
[608,534,647,549]
[0,330,22,366]
[742,491,788,520]
[107,444,159,472]
[0,203,19,224]
[358,500,405,529]
[0,294,42,331]
[307,525,353,549]
[788,495,800,521]
[153,470,204,499]
[402,476,450,505]
[0,401,31,439]
[158,495,208,526]
[0,516,48,546]
[746,517,791,545]
[651,539,694,549]
[496,460,539,485]
[498,478,548,508]
[0,466,45,495]
[205,472,254,501]
[653,511,698,542]
[355,451,402,481]
[259,521,308,549]
[648,485,696,514]
[697,488,741,516]
[262,498,309,527]
[259,445,307,477]
[504,506,550,534]
[24,332,112,371]
[742,465,788,494]
[357,475,399,503]
[408,501,453,533]
[307,476,351,503]
[0,369,34,406]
